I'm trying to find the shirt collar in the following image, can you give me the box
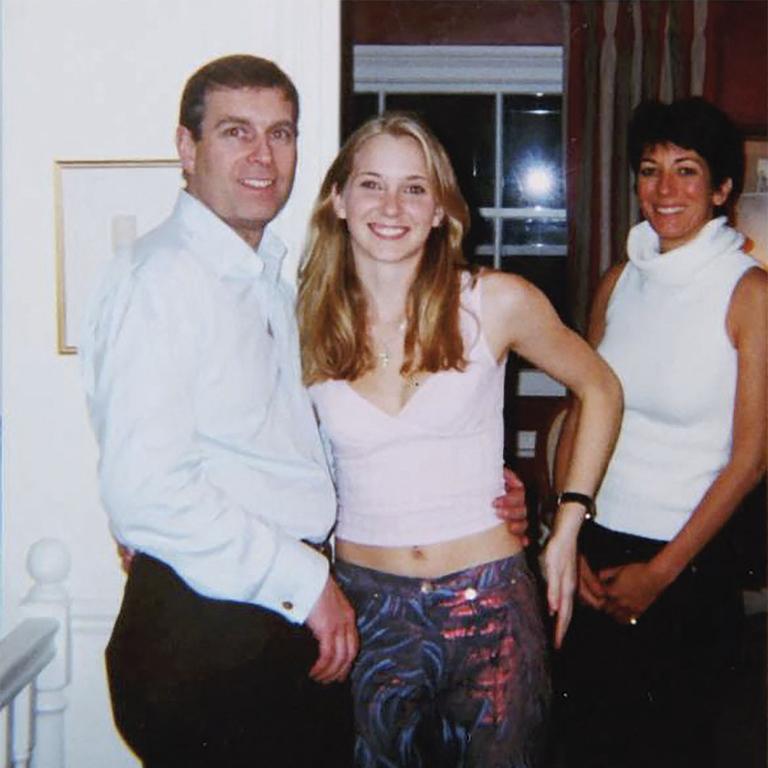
[174,190,287,284]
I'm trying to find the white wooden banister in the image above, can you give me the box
[0,619,59,767]
[0,539,71,768]
[0,620,58,709]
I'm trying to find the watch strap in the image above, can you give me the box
[556,491,596,520]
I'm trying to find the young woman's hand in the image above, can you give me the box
[540,505,582,648]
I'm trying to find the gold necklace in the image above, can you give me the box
[377,347,392,368]
[374,319,406,369]
[404,372,421,389]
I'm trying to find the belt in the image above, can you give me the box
[302,538,333,562]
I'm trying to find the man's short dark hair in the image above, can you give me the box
[180,54,300,140]
[628,97,744,215]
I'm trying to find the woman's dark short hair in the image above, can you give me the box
[628,97,744,212]
[179,54,299,140]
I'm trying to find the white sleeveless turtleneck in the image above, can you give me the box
[595,217,758,541]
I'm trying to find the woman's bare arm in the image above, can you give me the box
[482,271,623,646]
[553,263,626,608]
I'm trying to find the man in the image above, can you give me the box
[82,55,527,768]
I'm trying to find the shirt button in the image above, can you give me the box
[282,600,294,611]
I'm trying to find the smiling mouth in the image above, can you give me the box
[654,206,685,215]
[369,224,409,238]
[240,178,275,190]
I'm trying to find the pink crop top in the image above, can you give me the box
[309,274,506,547]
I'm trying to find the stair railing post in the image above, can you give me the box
[20,539,72,768]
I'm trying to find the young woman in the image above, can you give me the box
[298,113,622,767]
[554,98,767,768]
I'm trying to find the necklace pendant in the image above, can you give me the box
[377,350,390,368]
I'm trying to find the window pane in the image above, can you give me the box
[349,93,379,131]
[386,94,496,209]
[502,218,566,248]
[470,216,495,247]
[502,95,563,209]
[472,253,495,270]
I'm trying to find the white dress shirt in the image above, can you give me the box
[81,191,336,623]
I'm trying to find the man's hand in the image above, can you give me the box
[305,576,359,684]
[494,467,528,544]
[116,543,135,574]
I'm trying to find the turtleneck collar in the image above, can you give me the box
[626,216,745,286]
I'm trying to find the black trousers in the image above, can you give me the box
[553,522,743,768]
[106,554,354,768]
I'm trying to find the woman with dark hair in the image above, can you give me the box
[298,113,622,767]
[555,97,767,768]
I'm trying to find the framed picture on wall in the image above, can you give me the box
[744,138,768,193]
[54,159,182,354]
[737,138,768,268]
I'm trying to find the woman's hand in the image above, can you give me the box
[599,561,666,624]
[577,554,607,610]
[540,506,582,648]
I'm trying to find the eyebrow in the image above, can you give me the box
[212,116,297,133]
[639,154,703,164]
[214,116,251,130]
[355,170,429,180]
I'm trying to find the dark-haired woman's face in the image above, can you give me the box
[637,143,731,252]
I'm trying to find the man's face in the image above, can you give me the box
[177,86,298,247]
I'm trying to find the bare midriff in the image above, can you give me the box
[335,523,524,578]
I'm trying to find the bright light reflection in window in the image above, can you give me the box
[523,164,555,200]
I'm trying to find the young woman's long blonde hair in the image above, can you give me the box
[298,112,472,386]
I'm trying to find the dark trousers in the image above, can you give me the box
[106,554,354,768]
[553,523,743,768]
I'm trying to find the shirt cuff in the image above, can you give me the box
[254,535,330,624]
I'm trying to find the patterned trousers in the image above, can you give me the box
[335,552,550,768]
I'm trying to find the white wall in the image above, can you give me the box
[0,1,340,764]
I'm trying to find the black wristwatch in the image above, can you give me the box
[556,491,596,521]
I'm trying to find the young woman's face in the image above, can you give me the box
[332,133,444,267]
[636,142,731,252]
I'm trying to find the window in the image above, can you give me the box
[349,44,567,317]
